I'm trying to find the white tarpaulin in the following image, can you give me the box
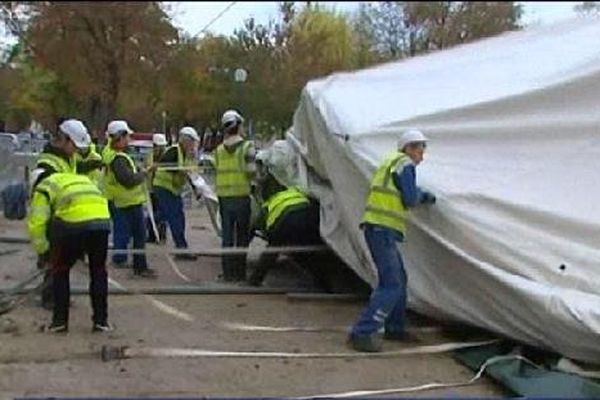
[288,17,600,363]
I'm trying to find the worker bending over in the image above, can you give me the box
[33,118,100,309]
[28,152,113,333]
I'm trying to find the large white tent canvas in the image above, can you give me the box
[288,17,600,363]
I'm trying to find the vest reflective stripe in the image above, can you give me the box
[152,145,189,195]
[215,141,251,197]
[27,173,109,254]
[36,152,76,174]
[264,187,310,231]
[362,152,410,234]
[104,152,146,208]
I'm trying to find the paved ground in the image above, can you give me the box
[0,205,507,398]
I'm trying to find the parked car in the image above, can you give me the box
[128,138,153,165]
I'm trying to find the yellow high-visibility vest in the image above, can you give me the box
[215,141,252,197]
[362,152,410,235]
[152,145,190,195]
[36,151,76,175]
[104,151,146,208]
[264,187,310,231]
[27,173,109,254]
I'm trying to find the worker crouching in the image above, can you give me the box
[248,157,333,292]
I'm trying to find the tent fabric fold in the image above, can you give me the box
[288,17,600,363]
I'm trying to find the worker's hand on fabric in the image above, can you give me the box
[420,191,436,205]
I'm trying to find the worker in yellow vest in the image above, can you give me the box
[248,162,333,292]
[348,129,436,353]
[145,133,167,243]
[32,118,96,309]
[214,110,256,282]
[33,118,99,187]
[104,120,156,278]
[152,127,199,259]
[27,169,113,334]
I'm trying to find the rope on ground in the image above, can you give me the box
[107,277,194,322]
[165,255,193,282]
[101,339,500,361]
[297,354,541,398]
[107,245,329,256]
[222,322,442,334]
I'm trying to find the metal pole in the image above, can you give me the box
[107,245,330,257]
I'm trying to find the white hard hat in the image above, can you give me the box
[106,120,133,137]
[398,129,427,150]
[59,119,91,149]
[179,126,200,141]
[221,109,244,129]
[152,133,167,146]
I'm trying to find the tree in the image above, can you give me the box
[10,61,79,130]
[354,2,522,61]
[227,3,359,137]
[354,2,407,61]
[574,1,600,15]
[26,2,178,131]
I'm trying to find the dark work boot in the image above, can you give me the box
[158,223,167,244]
[248,266,268,287]
[221,258,235,282]
[235,264,246,282]
[43,320,68,334]
[347,334,383,353]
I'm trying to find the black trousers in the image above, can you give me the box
[49,230,109,326]
[251,203,333,292]
[218,196,251,281]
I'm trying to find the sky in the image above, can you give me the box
[165,1,580,38]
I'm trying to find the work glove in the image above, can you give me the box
[420,191,436,205]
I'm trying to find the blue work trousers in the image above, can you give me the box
[155,187,188,248]
[111,204,148,272]
[351,224,407,337]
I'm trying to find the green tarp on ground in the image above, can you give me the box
[454,342,600,398]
